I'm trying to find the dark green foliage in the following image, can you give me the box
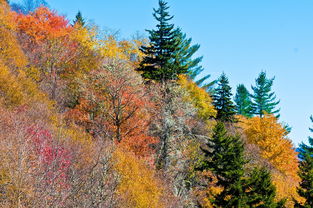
[296,116,313,208]
[196,122,283,208]
[197,122,246,207]
[251,71,280,117]
[234,84,253,117]
[73,11,85,26]
[244,168,285,208]
[213,73,236,122]
[138,0,205,82]
[137,0,180,81]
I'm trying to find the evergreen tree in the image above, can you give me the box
[251,71,280,117]
[234,84,253,117]
[296,116,313,208]
[244,168,285,208]
[139,0,206,82]
[213,73,236,122]
[137,0,180,81]
[197,122,246,207]
[73,11,85,26]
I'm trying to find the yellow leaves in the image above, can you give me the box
[113,148,163,208]
[0,2,27,68]
[100,36,128,59]
[71,24,98,51]
[99,36,145,66]
[178,75,217,123]
[272,172,303,208]
[0,62,24,107]
[238,114,298,178]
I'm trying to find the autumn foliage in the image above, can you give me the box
[0,1,306,207]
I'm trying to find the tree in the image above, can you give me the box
[234,84,253,117]
[73,11,85,26]
[238,115,300,206]
[66,60,158,159]
[296,116,313,208]
[213,73,236,122]
[16,7,73,100]
[197,122,246,207]
[244,168,285,208]
[251,71,280,117]
[137,0,182,81]
[0,1,27,68]
[113,148,163,208]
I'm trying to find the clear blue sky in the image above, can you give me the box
[14,0,313,145]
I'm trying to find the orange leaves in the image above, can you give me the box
[15,7,71,42]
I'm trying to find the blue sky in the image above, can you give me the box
[13,0,313,145]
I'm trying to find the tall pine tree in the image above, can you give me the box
[213,73,236,122]
[138,0,206,82]
[137,0,180,81]
[251,71,280,117]
[234,84,253,117]
[296,116,313,208]
[197,122,246,207]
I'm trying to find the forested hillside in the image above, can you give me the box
[0,0,312,207]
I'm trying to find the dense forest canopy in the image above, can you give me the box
[0,0,312,207]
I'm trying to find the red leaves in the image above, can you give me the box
[27,125,72,189]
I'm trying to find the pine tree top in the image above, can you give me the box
[213,73,236,122]
[251,71,280,117]
[74,11,85,26]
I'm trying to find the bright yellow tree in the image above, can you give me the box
[113,147,163,208]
